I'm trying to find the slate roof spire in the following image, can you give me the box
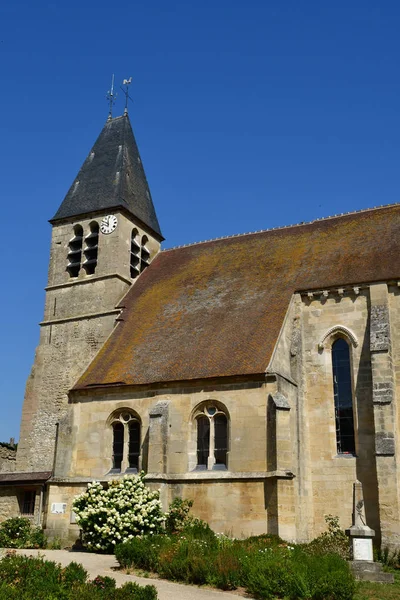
[51,113,163,239]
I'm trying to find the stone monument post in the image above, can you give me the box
[346,480,393,582]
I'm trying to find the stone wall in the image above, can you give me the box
[17,212,161,473]
[46,377,296,540]
[0,444,16,473]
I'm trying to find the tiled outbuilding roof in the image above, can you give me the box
[75,204,400,389]
[51,114,163,239]
[0,472,52,485]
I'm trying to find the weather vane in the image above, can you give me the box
[121,77,133,113]
[106,74,117,120]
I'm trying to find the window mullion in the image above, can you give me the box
[207,417,216,470]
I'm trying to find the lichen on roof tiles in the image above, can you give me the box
[75,203,400,390]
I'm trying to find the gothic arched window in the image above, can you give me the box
[112,422,124,470]
[195,405,228,470]
[83,221,99,275]
[67,225,83,277]
[332,338,355,455]
[109,411,141,473]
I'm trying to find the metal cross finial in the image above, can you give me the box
[121,77,133,114]
[106,74,117,120]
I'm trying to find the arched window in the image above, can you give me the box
[194,405,228,470]
[197,416,210,467]
[112,422,124,470]
[128,421,141,471]
[130,229,140,278]
[130,231,152,279]
[67,225,83,277]
[109,411,141,473]
[83,222,99,275]
[332,338,355,455]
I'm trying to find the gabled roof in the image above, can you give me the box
[51,114,163,239]
[75,204,400,390]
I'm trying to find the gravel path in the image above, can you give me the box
[4,549,253,600]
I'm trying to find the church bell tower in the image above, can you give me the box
[16,111,163,472]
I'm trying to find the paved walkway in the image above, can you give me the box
[4,549,253,600]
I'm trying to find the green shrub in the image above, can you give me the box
[165,498,193,533]
[115,521,355,599]
[375,545,400,569]
[243,547,355,600]
[72,473,165,552]
[115,582,158,600]
[61,561,88,588]
[115,534,169,571]
[0,517,47,549]
[0,552,158,599]
[304,514,350,560]
[91,575,116,593]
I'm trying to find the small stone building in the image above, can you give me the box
[1,109,400,546]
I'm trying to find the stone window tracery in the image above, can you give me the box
[332,338,356,455]
[110,411,141,473]
[194,405,228,470]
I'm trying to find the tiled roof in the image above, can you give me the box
[51,114,163,238]
[75,204,400,389]
[0,472,52,484]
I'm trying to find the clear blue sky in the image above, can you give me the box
[1,1,400,442]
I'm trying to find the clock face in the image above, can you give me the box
[100,215,118,234]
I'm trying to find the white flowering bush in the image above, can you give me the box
[72,473,165,552]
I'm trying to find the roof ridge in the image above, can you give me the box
[162,202,400,252]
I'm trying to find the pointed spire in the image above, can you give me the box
[51,114,163,239]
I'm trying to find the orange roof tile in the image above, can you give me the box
[75,204,400,389]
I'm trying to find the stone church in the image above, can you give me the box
[1,108,400,547]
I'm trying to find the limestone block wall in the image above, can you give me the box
[298,288,383,542]
[0,444,16,473]
[46,378,297,540]
[17,212,161,473]
[0,488,21,521]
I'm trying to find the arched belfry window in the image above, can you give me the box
[130,229,140,278]
[83,222,99,275]
[67,225,83,277]
[332,338,355,455]
[130,231,151,279]
[194,405,228,470]
[109,411,141,473]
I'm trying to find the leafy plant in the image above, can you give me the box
[72,472,165,552]
[0,517,47,549]
[304,514,350,560]
[165,498,193,533]
[0,552,158,599]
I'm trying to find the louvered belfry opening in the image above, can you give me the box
[130,229,140,278]
[141,236,150,272]
[67,225,83,277]
[130,230,151,278]
[83,222,99,275]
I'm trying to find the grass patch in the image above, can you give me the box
[354,570,400,600]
